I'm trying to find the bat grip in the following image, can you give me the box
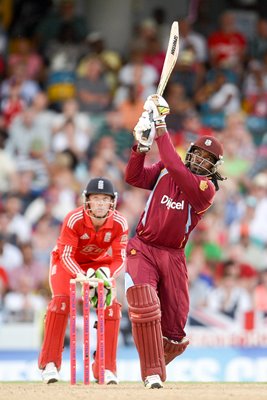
[141,111,153,141]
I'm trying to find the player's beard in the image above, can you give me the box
[189,156,214,176]
[189,162,207,175]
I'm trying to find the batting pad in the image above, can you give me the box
[163,336,189,365]
[92,301,121,379]
[126,284,166,382]
[38,296,69,370]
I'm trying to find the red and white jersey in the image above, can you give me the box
[125,132,216,249]
[53,207,128,278]
[208,31,246,66]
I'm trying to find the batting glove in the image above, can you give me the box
[133,111,156,152]
[144,94,170,128]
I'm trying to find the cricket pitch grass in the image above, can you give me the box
[0,382,266,400]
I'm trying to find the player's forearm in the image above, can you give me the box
[156,130,182,168]
[155,126,168,137]
[61,255,83,277]
[125,147,146,185]
[125,148,163,189]
[155,130,195,189]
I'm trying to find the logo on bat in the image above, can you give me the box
[171,35,178,55]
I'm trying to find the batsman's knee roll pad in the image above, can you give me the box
[126,284,166,382]
[38,296,70,370]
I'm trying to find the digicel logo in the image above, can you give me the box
[161,195,184,210]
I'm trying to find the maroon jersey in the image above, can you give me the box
[53,206,128,277]
[125,132,215,249]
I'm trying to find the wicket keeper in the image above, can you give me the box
[38,177,128,384]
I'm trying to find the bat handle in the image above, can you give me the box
[141,111,154,141]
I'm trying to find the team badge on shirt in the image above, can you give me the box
[199,180,209,191]
[104,232,112,242]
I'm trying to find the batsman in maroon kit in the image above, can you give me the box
[125,94,225,389]
[38,177,128,384]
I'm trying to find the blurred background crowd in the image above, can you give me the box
[1,0,267,346]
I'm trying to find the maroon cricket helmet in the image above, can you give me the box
[192,135,223,161]
[185,135,224,177]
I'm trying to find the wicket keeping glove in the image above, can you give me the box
[76,271,87,282]
[85,268,97,303]
[76,271,87,290]
[94,267,114,308]
[133,111,156,152]
[76,271,91,300]
[144,94,170,129]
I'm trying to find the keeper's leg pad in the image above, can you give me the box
[126,284,166,382]
[163,336,189,365]
[38,296,69,370]
[92,300,122,380]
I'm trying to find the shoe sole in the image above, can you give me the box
[145,382,163,389]
[47,378,58,384]
[150,383,163,389]
[107,381,118,385]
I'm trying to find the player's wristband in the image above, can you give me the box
[155,118,166,129]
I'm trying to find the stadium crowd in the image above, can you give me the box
[1,0,267,343]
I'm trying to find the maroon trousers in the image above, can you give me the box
[126,236,189,341]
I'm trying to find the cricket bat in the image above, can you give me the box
[141,21,179,144]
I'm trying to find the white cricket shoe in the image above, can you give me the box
[104,369,119,385]
[144,374,163,389]
[41,362,60,384]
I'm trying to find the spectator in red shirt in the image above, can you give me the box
[208,11,246,74]
[0,80,25,128]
